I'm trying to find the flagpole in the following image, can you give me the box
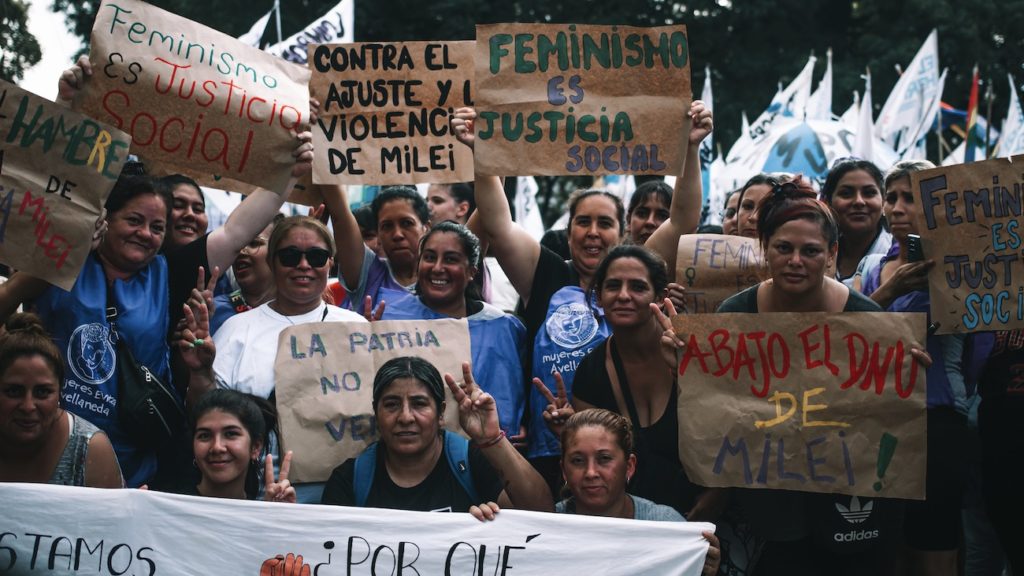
[984,77,995,159]
[274,0,283,44]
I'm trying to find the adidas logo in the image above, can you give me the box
[835,496,873,524]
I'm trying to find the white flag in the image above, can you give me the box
[853,71,875,161]
[996,74,1024,157]
[728,55,816,163]
[876,30,940,154]
[841,91,860,128]
[805,48,833,121]
[699,65,714,159]
[237,9,273,47]
[266,0,354,65]
[515,176,546,241]
[899,68,947,161]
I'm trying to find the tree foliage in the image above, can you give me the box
[1,0,42,82]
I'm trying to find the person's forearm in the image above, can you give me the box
[0,272,49,323]
[319,183,366,287]
[480,438,554,512]
[186,367,216,408]
[207,182,293,271]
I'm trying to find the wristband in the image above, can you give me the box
[475,430,506,449]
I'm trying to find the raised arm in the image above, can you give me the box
[452,108,542,305]
[0,273,49,323]
[319,183,366,290]
[446,363,554,512]
[205,132,313,272]
[645,100,713,278]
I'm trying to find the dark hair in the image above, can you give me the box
[159,174,204,208]
[372,356,445,413]
[736,173,782,210]
[884,159,936,190]
[820,159,884,204]
[353,205,377,232]
[587,244,669,306]
[0,313,64,384]
[372,186,430,227]
[417,221,483,304]
[266,215,336,270]
[560,408,634,458]
[627,180,672,219]
[432,182,476,217]
[191,389,278,499]
[756,176,839,251]
[104,169,172,224]
[568,189,625,234]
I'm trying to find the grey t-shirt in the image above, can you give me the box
[556,494,685,522]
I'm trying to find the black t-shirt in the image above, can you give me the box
[517,246,579,344]
[165,234,211,333]
[574,339,699,515]
[716,283,883,313]
[321,443,503,512]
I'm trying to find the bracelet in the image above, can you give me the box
[475,430,506,449]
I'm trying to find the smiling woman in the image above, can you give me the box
[161,175,209,252]
[211,216,366,503]
[380,221,528,442]
[0,313,122,488]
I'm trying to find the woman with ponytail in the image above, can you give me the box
[0,313,122,487]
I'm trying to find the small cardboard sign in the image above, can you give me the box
[911,155,1024,333]
[0,80,131,289]
[675,234,769,313]
[274,319,471,483]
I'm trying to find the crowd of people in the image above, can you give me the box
[1,55,1021,576]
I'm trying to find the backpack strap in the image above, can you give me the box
[443,431,479,504]
[355,435,479,506]
[353,442,379,507]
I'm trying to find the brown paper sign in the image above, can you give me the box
[0,81,131,289]
[474,24,691,177]
[308,41,474,185]
[676,234,769,313]
[911,155,1024,334]
[274,318,471,483]
[672,312,928,499]
[75,0,310,194]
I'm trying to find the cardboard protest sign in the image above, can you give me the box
[1,484,713,575]
[676,234,769,313]
[75,0,310,194]
[672,312,928,499]
[0,81,130,289]
[309,41,475,185]
[474,24,691,177]
[274,319,471,483]
[911,155,1024,334]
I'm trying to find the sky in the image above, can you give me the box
[19,2,80,101]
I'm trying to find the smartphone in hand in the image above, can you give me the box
[907,234,924,262]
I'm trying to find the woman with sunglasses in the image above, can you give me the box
[211,216,366,502]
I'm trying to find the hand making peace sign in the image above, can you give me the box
[263,451,296,504]
[531,371,574,438]
[444,362,502,446]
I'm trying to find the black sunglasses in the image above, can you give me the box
[276,247,331,268]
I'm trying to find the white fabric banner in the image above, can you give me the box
[514,176,546,241]
[266,0,354,65]
[0,484,711,575]
[875,30,940,154]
